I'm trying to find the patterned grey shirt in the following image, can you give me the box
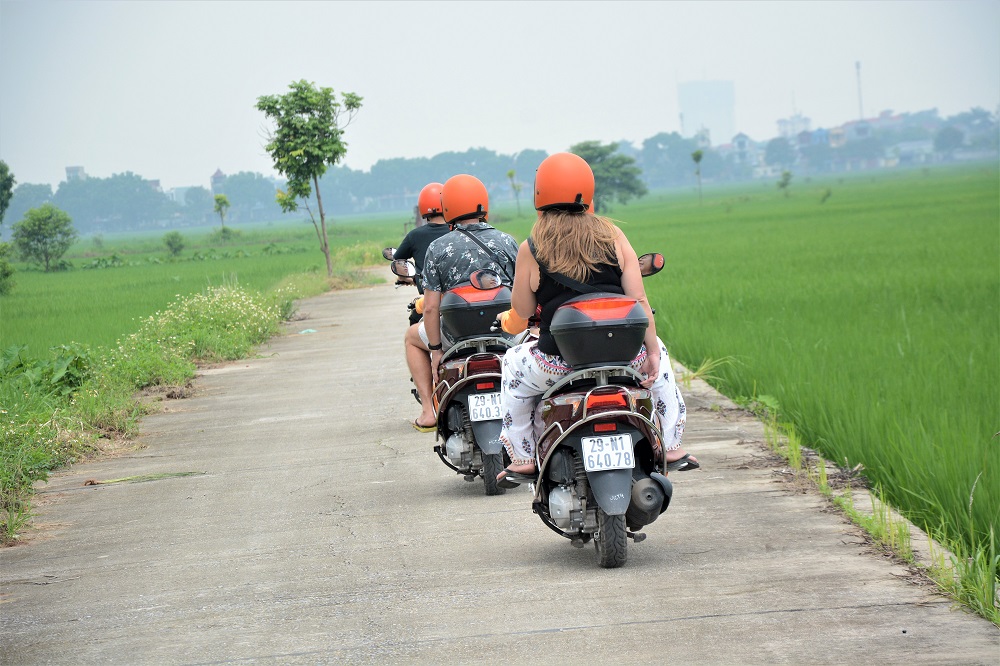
[421,221,519,293]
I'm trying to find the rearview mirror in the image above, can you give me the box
[382,247,396,261]
[469,269,503,290]
[638,253,665,277]
[390,259,417,278]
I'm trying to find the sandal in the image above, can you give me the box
[666,453,700,472]
[497,463,537,485]
[411,419,436,433]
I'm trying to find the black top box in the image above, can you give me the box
[550,294,648,369]
[440,284,512,341]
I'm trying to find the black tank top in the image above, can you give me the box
[532,240,624,355]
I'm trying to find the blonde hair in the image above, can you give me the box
[531,211,619,282]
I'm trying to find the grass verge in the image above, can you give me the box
[1,261,378,545]
[736,390,999,626]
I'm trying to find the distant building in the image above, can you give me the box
[731,132,758,166]
[777,113,811,141]
[694,128,711,149]
[168,187,191,206]
[66,166,88,181]
[677,80,735,147]
[211,168,226,194]
[892,140,935,165]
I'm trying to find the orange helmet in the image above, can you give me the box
[441,174,489,224]
[417,182,444,219]
[534,152,594,212]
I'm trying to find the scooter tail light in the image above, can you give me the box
[467,358,501,374]
[586,392,628,410]
[593,422,618,433]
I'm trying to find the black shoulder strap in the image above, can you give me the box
[458,227,514,282]
[527,237,600,294]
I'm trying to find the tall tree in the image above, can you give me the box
[777,170,793,198]
[213,194,230,228]
[12,204,77,272]
[506,169,522,216]
[0,242,14,295]
[0,161,16,295]
[570,141,648,213]
[691,150,704,205]
[256,79,362,277]
[0,160,14,225]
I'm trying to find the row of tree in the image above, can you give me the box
[1,170,294,237]
[4,103,996,239]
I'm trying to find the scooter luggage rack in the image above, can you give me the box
[542,365,646,398]
[537,365,662,455]
[435,361,504,428]
[532,407,662,488]
[441,335,515,362]
[434,340,509,411]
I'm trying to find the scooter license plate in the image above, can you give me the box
[582,433,635,472]
[468,392,502,421]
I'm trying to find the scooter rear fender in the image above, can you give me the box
[470,419,503,455]
[587,467,634,515]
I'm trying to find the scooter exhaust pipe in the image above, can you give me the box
[625,476,671,530]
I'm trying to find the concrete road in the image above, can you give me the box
[1,281,996,665]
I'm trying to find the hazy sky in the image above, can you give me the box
[1,0,997,191]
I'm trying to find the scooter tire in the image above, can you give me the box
[481,453,507,496]
[594,509,628,568]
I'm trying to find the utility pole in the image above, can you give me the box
[856,61,864,120]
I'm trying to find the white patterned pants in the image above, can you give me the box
[498,337,686,466]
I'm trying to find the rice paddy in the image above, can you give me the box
[629,164,998,565]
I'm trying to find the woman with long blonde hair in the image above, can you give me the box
[496,152,695,481]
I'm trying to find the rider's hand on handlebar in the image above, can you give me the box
[494,309,528,335]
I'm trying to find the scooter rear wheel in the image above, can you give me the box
[481,453,506,496]
[594,509,628,568]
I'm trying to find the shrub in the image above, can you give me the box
[163,231,185,257]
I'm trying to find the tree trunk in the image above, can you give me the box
[314,175,334,277]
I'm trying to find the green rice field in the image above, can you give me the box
[0,219,403,355]
[629,164,998,564]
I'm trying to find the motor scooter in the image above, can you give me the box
[390,260,516,495]
[469,253,689,567]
